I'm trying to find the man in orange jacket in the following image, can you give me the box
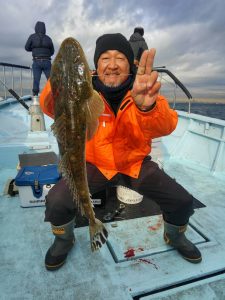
[40,33,202,271]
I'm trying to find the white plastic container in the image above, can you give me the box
[116,185,143,204]
[16,184,55,207]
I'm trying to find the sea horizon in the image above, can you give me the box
[167,97,225,104]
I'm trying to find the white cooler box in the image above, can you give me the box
[15,164,61,207]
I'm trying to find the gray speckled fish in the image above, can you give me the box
[50,37,108,251]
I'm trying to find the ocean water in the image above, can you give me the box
[172,102,225,121]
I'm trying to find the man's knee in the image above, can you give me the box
[164,194,194,225]
[180,192,194,211]
[174,193,194,221]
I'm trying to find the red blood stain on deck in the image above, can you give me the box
[124,248,158,269]
[124,248,135,258]
[148,225,158,231]
[124,247,144,258]
[148,217,162,231]
[138,258,159,270]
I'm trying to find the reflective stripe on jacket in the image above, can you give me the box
[40,80,178,179]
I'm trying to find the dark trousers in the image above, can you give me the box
[32,59,51,95]
[45,157,194,226]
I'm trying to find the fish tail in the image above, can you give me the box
[89,218,108,252]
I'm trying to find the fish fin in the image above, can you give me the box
[89,218,108,252]
[86,90,104,140]
[58,152,85,214]
[51,113,67,144]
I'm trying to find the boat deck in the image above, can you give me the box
[1,99,225,299]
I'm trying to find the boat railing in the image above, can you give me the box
[0,62,32,101]
[154,66,193,113]
[0,61,193,114]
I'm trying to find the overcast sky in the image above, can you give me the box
[1,0,225,99]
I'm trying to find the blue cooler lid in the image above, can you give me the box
[15,164,61,198]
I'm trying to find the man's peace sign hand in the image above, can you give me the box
[131,49,161,111]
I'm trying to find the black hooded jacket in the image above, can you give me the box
[25,21,54,59]
[129,32,148,60]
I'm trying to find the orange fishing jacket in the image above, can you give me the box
[40,80,178,179]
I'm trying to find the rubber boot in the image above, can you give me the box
[45,218,75,271]
[163,221,202,263]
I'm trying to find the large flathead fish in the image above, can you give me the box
[50,37,108,251]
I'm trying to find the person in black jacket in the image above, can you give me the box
[129,27,148,67]
[25,21,54,96]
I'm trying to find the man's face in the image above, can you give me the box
[97,50,130,87]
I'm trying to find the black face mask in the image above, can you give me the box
[92,74,134,115]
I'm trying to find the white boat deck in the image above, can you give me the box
[1,98,225,299]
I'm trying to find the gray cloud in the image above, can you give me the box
[0,0,225,99]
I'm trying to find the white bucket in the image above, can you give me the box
[116,185,143,204]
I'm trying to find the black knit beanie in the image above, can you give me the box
[94,33,134,69]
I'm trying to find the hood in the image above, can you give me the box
[129,32,145,42]
[35,21,46,34]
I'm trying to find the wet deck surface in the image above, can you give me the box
[1,158,225,299]
[1,100,225,299]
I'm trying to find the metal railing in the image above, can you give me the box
[0,62,32,100]
[0,62,193,112]
[154,66,192,113]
